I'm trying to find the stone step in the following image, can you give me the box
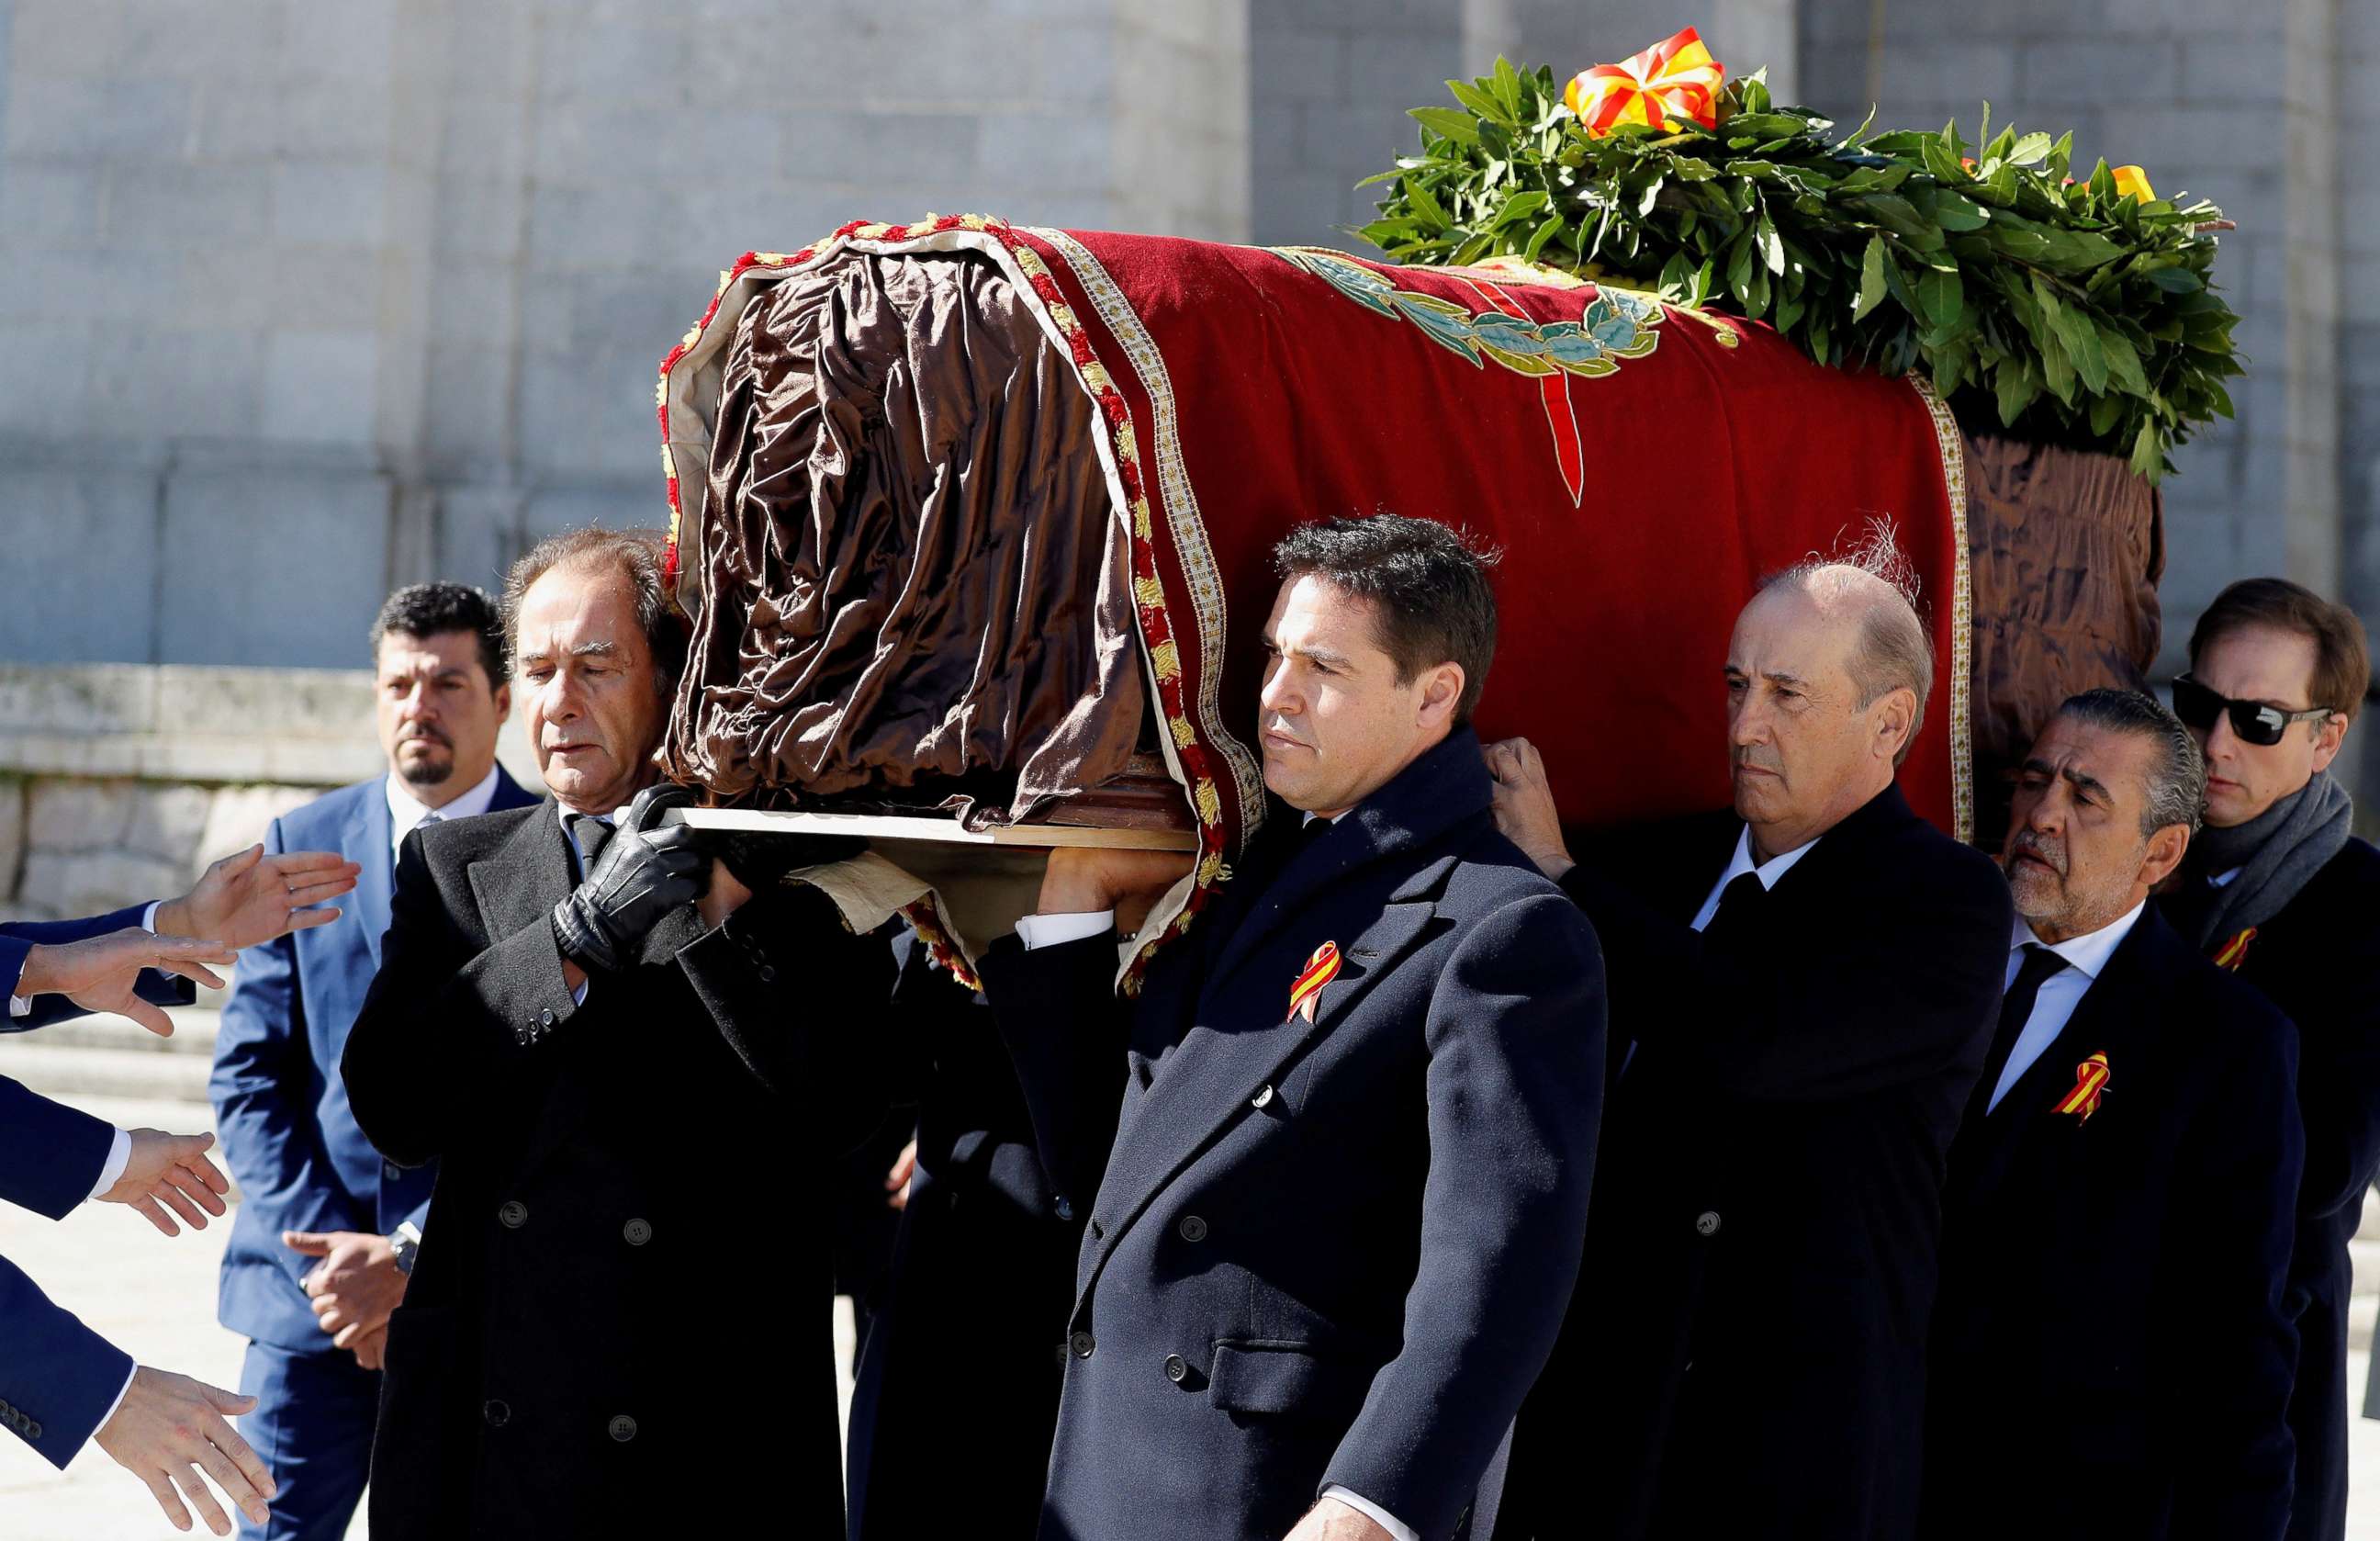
[15,1007,220,1056]
[2,1040,215,1105]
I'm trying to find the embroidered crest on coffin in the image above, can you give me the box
[1270,246,1664,506]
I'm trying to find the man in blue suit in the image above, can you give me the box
[4,844,364,1535]
[210,581,534,1541]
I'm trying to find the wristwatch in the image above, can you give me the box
[389,1221,422,1276]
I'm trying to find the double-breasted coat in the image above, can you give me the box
[979,727,1607,1541]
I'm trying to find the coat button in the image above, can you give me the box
[608,1414,638,1442]
[1251,1084,1275,1109]
[538,1008,556,1028]
[1178,1215,1207,1243]
[383,1162,401,1181]
[623,1218,652,1246]
[484,1399,511,1428]
[1054,1196,1074,1222]
[499,1200,528,1229]
[1695,1210,1722,1237]
[1163,1354,1188,1384]
[1069,1331,1095,1359]
[757,964,777,984]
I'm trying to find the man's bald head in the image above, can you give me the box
[1723,527,1933,859]
[1755,544,1933,767]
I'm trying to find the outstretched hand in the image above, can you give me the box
[153,844,362,951]
[13,930,234,1036]
[98,1130,232,1236]
[95,1367,275,1535]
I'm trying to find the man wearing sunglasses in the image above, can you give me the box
[2158,577,2376,1541]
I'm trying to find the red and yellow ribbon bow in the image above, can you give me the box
[2213,926,2258,972]
[2111,164,2156,202]
[1563,27,1725,138]
[1288,940,1343,1024]
[2053,1052,2111,1122]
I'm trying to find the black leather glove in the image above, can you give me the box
[551,783,708,973]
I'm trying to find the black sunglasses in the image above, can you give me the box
[2172,675,2336,748]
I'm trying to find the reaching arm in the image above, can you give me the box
[1322,894,1606,1536]
[0,1253,137,1470]
[208,821,370,1285]
[0,1076,118,1220]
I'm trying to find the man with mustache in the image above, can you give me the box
[208,582,536,1541]
[1924,689,2301,1537]
[1490,544,2012,1538]
[978,513,1605,1541]
[2152,579,2375,1541]
[341,529,892,1540]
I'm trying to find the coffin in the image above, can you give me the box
[656,214,2158,979]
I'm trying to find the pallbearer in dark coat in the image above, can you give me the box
[844,929,1080,1541]
[981,516,1605,1541]
[1925,690,2303,1539]
[342,529,890,1541]
[1491,542,2013,1539]
[2155,579,2377,1541]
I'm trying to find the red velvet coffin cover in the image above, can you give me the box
[659,214,1971,980]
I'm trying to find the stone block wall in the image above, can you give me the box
[0,0,1252,670]
[0,663,540,924]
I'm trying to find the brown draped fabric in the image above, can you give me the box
[1964,430,2165,849]
[662,248,1147,827]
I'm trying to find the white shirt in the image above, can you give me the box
[387,763,503,860]
[1985,902,2146,1112]
[1017,812,1414,1541]
[1688,826,1821,932]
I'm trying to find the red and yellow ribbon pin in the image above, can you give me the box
[1563,26,1725,138]
[2052,1052,2111,1123]
[2213,926,2258,972]
[1288,941,1343,1024]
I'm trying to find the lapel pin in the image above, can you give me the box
[2052,1051,2111,1123]
[1287,940,1342,1024]
[2213,927,2259,972]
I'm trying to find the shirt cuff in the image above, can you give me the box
[140,903,161,933]
[1319,1487,1418,1541]
[87,1129,132,1203]
[93,1361,139,1441]
[1016,911,1115,950]
[6,990,27,1018]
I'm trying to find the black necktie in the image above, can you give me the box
[1700,870,1766,946]
[1970,943,2068,1117]
[567,814,613,874]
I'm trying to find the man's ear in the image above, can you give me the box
[1418,663,1465,729]
[2310,711,2349,775]
[1869,686,1917,762]
[494,682,513,722]
[2139,823,2191,892]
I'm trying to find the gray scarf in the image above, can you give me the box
[2181,770,2355,950]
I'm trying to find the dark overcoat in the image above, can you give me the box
[342,801,891,1540]
[979,727,1607,1541]
[1508,781,2013,1540]
[1923,906,2304,1539]
[844,931,1080,1541]
[2162,837,2380,1541]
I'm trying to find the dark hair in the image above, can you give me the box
[368,582,507,687]
[2188,577,2372,725]
[1760,523,1933,766]
[2053,687,2206,837]
[1270,513,1499,724]
[500,528,687,699]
